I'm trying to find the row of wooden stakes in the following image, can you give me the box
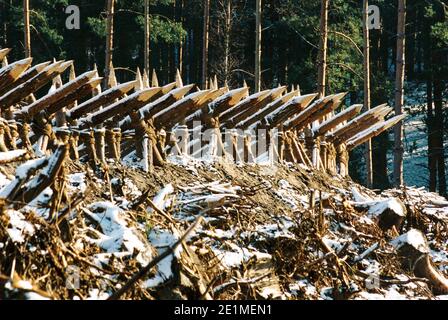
[0,47,405,175]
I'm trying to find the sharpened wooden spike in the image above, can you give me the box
[0,57,33,88]
[57,60,73,73]
[69,64,76,81]
[108,62,118,88]
[175,68,183,88]
[209,77,214,90]
[214,75,218,90]
[142,69,150,88]
[161,82,177,95]
[135,67,143,91]
[243,79,248,88]
[264,93,318,128]
[152,69,159,87]
[0,48,11,62]
[220,89,272,124]
[0,61,51,97]
[296,85,301,96]
[1,56,8,67]
[52,74,63,90]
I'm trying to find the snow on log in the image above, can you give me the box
[0,57,33,92]
[0,149,28,164]
[12,144,68,208]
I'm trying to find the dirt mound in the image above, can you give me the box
[1,155,448,300]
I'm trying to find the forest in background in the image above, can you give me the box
[0,0,447,194]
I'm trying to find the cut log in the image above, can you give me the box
[209,87,249,117]
[13,144,68,208]
[391,229,448,295]
[0,61,51,97]
[139,84,194,120]
[184,87,229,126]
[0,157,48,200]
[352,197,406,231]
[15,70,97,119]
[68,80,137,120]
[0,149,28,164]
[119,85,194,130]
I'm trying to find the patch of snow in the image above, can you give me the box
[67,172,87,193]
[83,202,152,265]
[6,210,35,243]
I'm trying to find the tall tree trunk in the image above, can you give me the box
[317,0,329,98]
[201,0,210,89]
[254,0,262,92]
[2,0,8,47]
[427,78,437,192]
[363,0,373,187]
[433,70,446,197]
[23,0,31,58]
[393,0,406,187]
[406,3,416,80]
[371,22,390,190]
[179,0,184,74]
[224,0,231,84]
[144,0,150,74]
[104,0,115,89]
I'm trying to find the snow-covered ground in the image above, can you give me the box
[386,82,446,189]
